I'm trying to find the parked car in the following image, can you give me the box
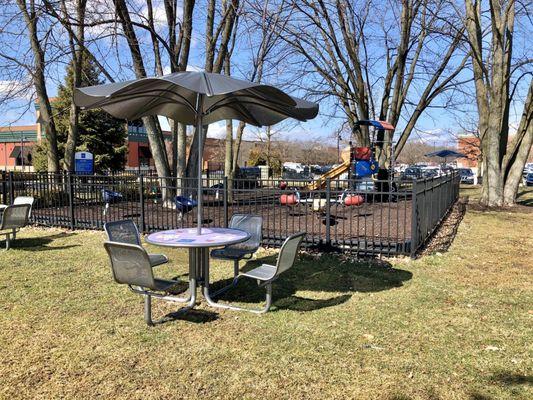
[422,168,439,179]
[236,166,261,180]
[401,167,423,180]
[457,168,475,184]
[526,172,533,187]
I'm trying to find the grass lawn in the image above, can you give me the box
[0,194,531,399]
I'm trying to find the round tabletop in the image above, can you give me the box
[145,227,250,248]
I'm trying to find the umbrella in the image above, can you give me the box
[74,71,319,234]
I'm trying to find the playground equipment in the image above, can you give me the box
[280,188,364,211]
[102,189,123,216]
[174,196,198,220]
[307,120,394,191]
[281,120,395,210]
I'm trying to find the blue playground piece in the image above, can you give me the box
[102,189,123,203]
[102,189,123,216]
[175,196,198,220]
[355,160,379,178]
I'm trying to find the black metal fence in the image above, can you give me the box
[0,170,459,257]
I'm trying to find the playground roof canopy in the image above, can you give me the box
[425,149,466,159]
[355,120,395,131]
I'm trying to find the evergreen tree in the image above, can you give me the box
[54,57,127,172]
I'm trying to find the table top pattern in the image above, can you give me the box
[145,227,250,248]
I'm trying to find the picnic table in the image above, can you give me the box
[145,227,250,309]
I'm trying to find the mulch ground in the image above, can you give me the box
[30,191,414,252]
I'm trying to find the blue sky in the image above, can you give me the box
[0,0,529,148]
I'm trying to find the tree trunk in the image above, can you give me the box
[113,0,172,202]
[503,128,533,205]
[225,119,233,202]
[503,80,533,205]
[63,0,86,172]
[177,123,187,178]
[17,0,60,172]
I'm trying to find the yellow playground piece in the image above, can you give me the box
[306,147,351,190]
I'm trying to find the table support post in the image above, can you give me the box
[189,247,209,286]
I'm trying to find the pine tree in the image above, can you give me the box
[54,57,127,172]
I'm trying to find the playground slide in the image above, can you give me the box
[306,161,350,190]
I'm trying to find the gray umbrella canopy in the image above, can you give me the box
[74,71,318,126]
[74,71,319,234]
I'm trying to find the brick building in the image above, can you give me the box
[456,135,481,169]
[0,103,252,172]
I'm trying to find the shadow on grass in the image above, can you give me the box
[490,371,532,386]
[160,309,219,324]
[4,231,80,251]
[469,392,492,400]
[210,254,412,312]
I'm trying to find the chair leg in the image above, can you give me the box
[4,234,10,250]
[208,258,241,299]
[144,294,153,326]
[233,259,239,278]
[12,228,16,240]
[204,278,273,314]
[135,278,198,326]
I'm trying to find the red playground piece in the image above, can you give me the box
[279,181,288,190]
[280,194,299,205]
[344,194,364,206]
[353,147,372,161]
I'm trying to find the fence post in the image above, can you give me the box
[67,172,75,230]
[410,180,418,258]
[325,177,331,247]
[1,170,6,205]
[8,171,14,204]
[139,175,146,232]
[223,176,229,227]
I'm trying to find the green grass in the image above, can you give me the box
[0,204,532,399]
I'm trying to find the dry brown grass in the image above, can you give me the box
[0,197,532,399]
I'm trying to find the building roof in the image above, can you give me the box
[0,125,37,133]
[0,125,38,143]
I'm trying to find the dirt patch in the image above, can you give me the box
[419,197,468,256]
[467,201,532,214]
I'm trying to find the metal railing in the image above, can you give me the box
[0,170,459,257]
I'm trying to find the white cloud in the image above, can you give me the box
[0,79,33,101]
[206,121,227,139]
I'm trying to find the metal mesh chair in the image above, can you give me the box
[104,220,169,267]
[13,196,35,218]
[104,241,196,325]
[210,214,262,296]
[205,232,306,313]
[0,204,31,250]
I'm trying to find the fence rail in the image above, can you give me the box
[0,170,459,257]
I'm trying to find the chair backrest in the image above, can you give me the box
[13,196,35,217]
[104,220,141,246]
[275,232,306,275]
[104,241,155,289]
[228,214,263,252]
[0,204,31,230]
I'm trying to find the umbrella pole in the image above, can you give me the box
[196,94,204,235]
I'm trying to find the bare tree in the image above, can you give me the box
[463,0,532,206]
[184,0,240,181]
[277,0,468,166]
[228,0,290,186]
[0,0,61,172]
[58,0,87,172]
